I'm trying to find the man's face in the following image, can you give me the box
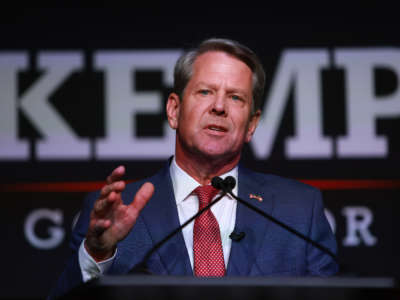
[167,51,260,163]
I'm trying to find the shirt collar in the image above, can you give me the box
[169,156,238,205]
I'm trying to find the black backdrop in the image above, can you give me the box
[1,7,400,299]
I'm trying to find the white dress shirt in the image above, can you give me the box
[79,158,238,281]
[170,157,237,268]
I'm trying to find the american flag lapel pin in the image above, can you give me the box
[249,193,263,202]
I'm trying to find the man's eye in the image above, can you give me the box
[231,95,242,101]
[200,90,210,95]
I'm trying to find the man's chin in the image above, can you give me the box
[196,148,238,163]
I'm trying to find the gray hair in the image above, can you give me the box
[173,38,266,114]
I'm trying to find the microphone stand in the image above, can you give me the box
[226,190,337,260]
[217,176,337,261]
[130,175,337,275]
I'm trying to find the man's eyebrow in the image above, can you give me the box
[226,87,249,95]
[195,82,249,95]
[194,81,214,88]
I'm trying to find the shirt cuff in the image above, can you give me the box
[78,239,117,282]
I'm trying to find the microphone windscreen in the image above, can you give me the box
[211,176,224,190]
[224,176,236,190]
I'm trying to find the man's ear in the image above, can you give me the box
[166,93,180,130]
[245,109,261,143]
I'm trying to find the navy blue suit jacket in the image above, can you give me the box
[50,162,338,298]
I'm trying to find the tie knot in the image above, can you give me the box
[194,185,219,207]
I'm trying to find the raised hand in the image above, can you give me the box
[85,166,154,261]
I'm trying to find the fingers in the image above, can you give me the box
[129,182,154,216]
[94,188,125,217]
[87,180,154,260]
[94,167,126,216]
[106,165,125,184]
[86,166,129,260]
[99,180,125,198]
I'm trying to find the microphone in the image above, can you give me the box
[224,176,236,191]
[129,177,227,274]
[213,176,337,261]
[211,175,236,192]
[211,176,225,190]
[213,177,245,242]
[229,231,245,242]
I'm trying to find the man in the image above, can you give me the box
[50,38,338,298]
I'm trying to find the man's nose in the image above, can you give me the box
[211,94,227,116]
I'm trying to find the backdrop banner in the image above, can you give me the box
[1,9,399,298]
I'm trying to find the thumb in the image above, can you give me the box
[130,182,154,214]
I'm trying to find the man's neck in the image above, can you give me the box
[174,152,240,185]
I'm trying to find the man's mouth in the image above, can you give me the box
[206,125,228,132]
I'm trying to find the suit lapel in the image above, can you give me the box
[138,163,193,275]
[227,166,275,276]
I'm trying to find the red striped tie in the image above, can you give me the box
[193,185,225,277]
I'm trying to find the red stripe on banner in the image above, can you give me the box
[300,179,400,190]
[1,179,400,192]
[0,180,137,192]
[1,181,105,192]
